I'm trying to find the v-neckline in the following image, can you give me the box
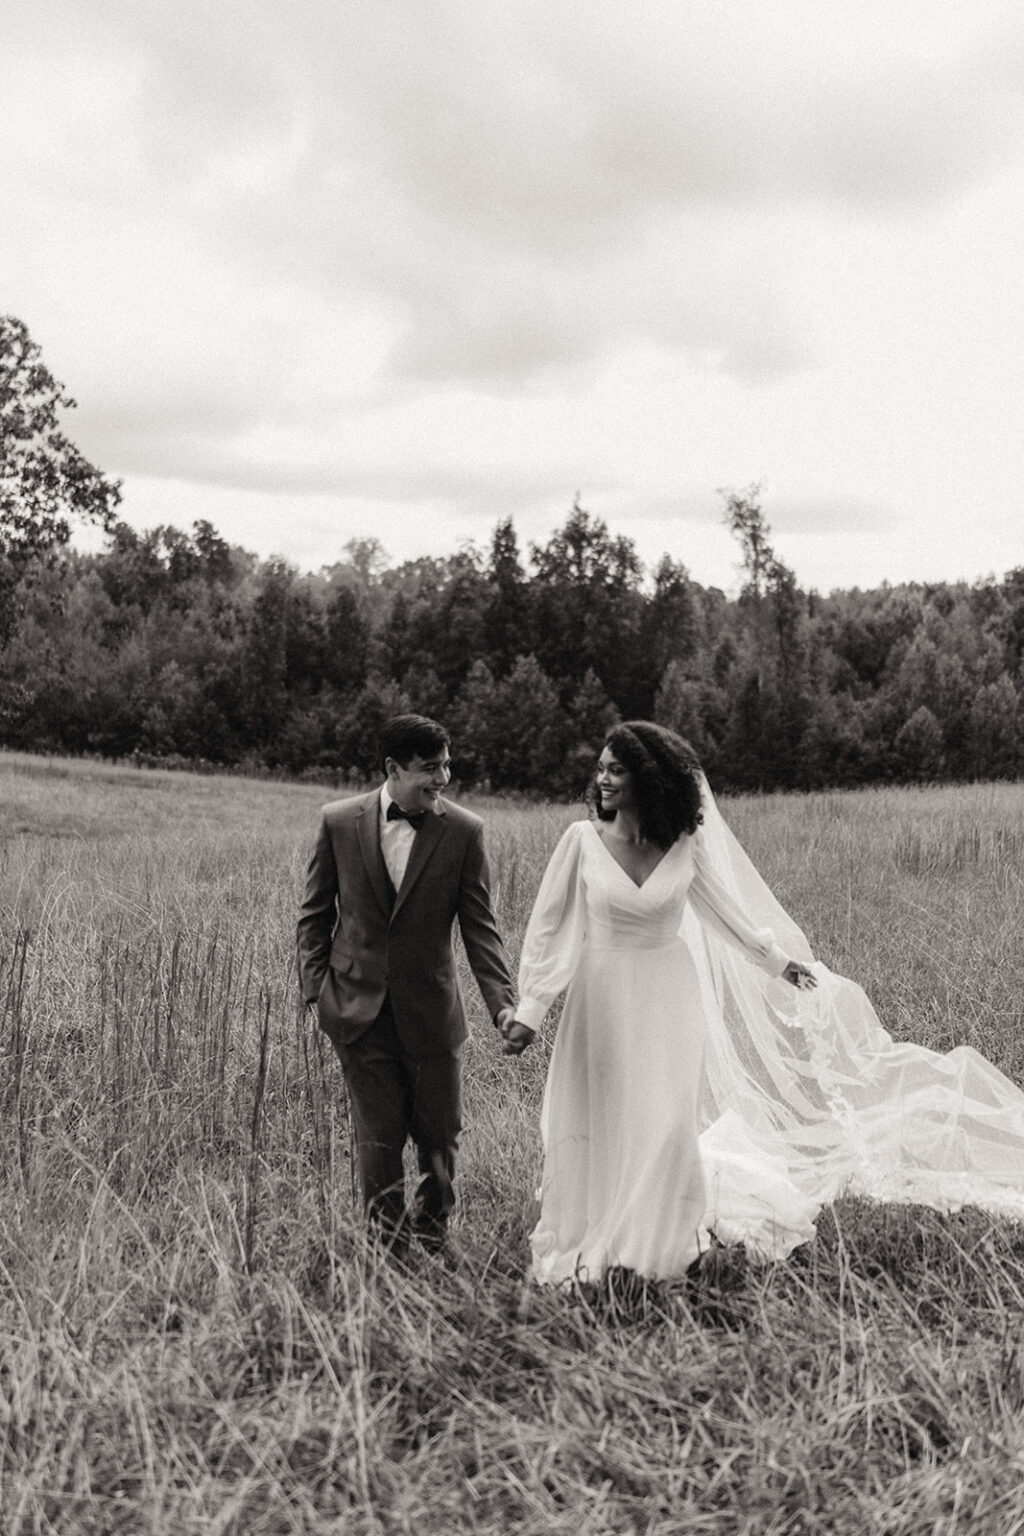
[588,820,674,891]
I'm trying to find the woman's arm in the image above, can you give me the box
[513,821,588,1035]
[689,830,814,985]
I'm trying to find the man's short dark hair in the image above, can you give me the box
[379,714,451,769]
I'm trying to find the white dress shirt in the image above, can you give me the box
[379,783,416,892]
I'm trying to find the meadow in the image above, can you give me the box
[3,751,1024,1534]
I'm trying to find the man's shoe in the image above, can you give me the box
[368,1216,413,1272]
[415,1227,462,1272]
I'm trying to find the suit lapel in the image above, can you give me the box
[392,805,447,917]
[356,793,393,917]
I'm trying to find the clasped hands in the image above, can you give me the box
[496,1007,536,1056]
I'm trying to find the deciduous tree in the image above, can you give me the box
[1,315,120,567]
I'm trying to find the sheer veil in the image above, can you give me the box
[689,774,1024,1258]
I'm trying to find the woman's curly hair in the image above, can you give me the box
[590,721,704,848]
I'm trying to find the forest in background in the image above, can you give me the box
[2,492,1023,796]
[3,312,1021,798]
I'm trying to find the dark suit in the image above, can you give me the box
[297,789,515,1245]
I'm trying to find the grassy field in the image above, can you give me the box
[4,751,1024,1534]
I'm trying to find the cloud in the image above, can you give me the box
[591,488,904,542]
[92,436,611,519]
[768,496,905,535]
[5,0,1024,508]
[178,3,1024,400]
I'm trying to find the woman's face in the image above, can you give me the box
[595,746,635,815]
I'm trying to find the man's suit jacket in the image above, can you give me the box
[296,790,515,1057]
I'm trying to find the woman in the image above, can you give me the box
[505,722,1024,1285]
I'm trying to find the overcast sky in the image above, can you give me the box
[4,1,1024,594]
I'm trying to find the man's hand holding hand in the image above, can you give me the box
[496,1007,536,1056]
[503,1021,536,1055]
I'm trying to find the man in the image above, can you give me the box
[296,713,518,1262]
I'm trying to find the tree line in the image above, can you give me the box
[2,496,1023,795]
[2,313,1022,796]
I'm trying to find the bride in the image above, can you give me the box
[503,720,1024,1285]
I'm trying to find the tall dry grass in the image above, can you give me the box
[3,753,1024,1533]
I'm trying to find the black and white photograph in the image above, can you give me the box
[4,4,1024,1532]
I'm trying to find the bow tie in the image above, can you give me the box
[386,801,427,829]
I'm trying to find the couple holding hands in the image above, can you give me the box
[298,713,1024,1284]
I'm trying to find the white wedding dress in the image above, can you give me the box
[517,781,1024,1285]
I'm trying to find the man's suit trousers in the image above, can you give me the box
[330,993,462,1244]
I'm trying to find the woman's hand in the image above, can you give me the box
[783,960,817,990]
[501,1017,537,1055]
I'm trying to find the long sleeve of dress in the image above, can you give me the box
[516,822,588,1032]
[689,829,790,978]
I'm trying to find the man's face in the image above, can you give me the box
[387,747,452,813]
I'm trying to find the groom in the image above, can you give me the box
[296,713,518,1261]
